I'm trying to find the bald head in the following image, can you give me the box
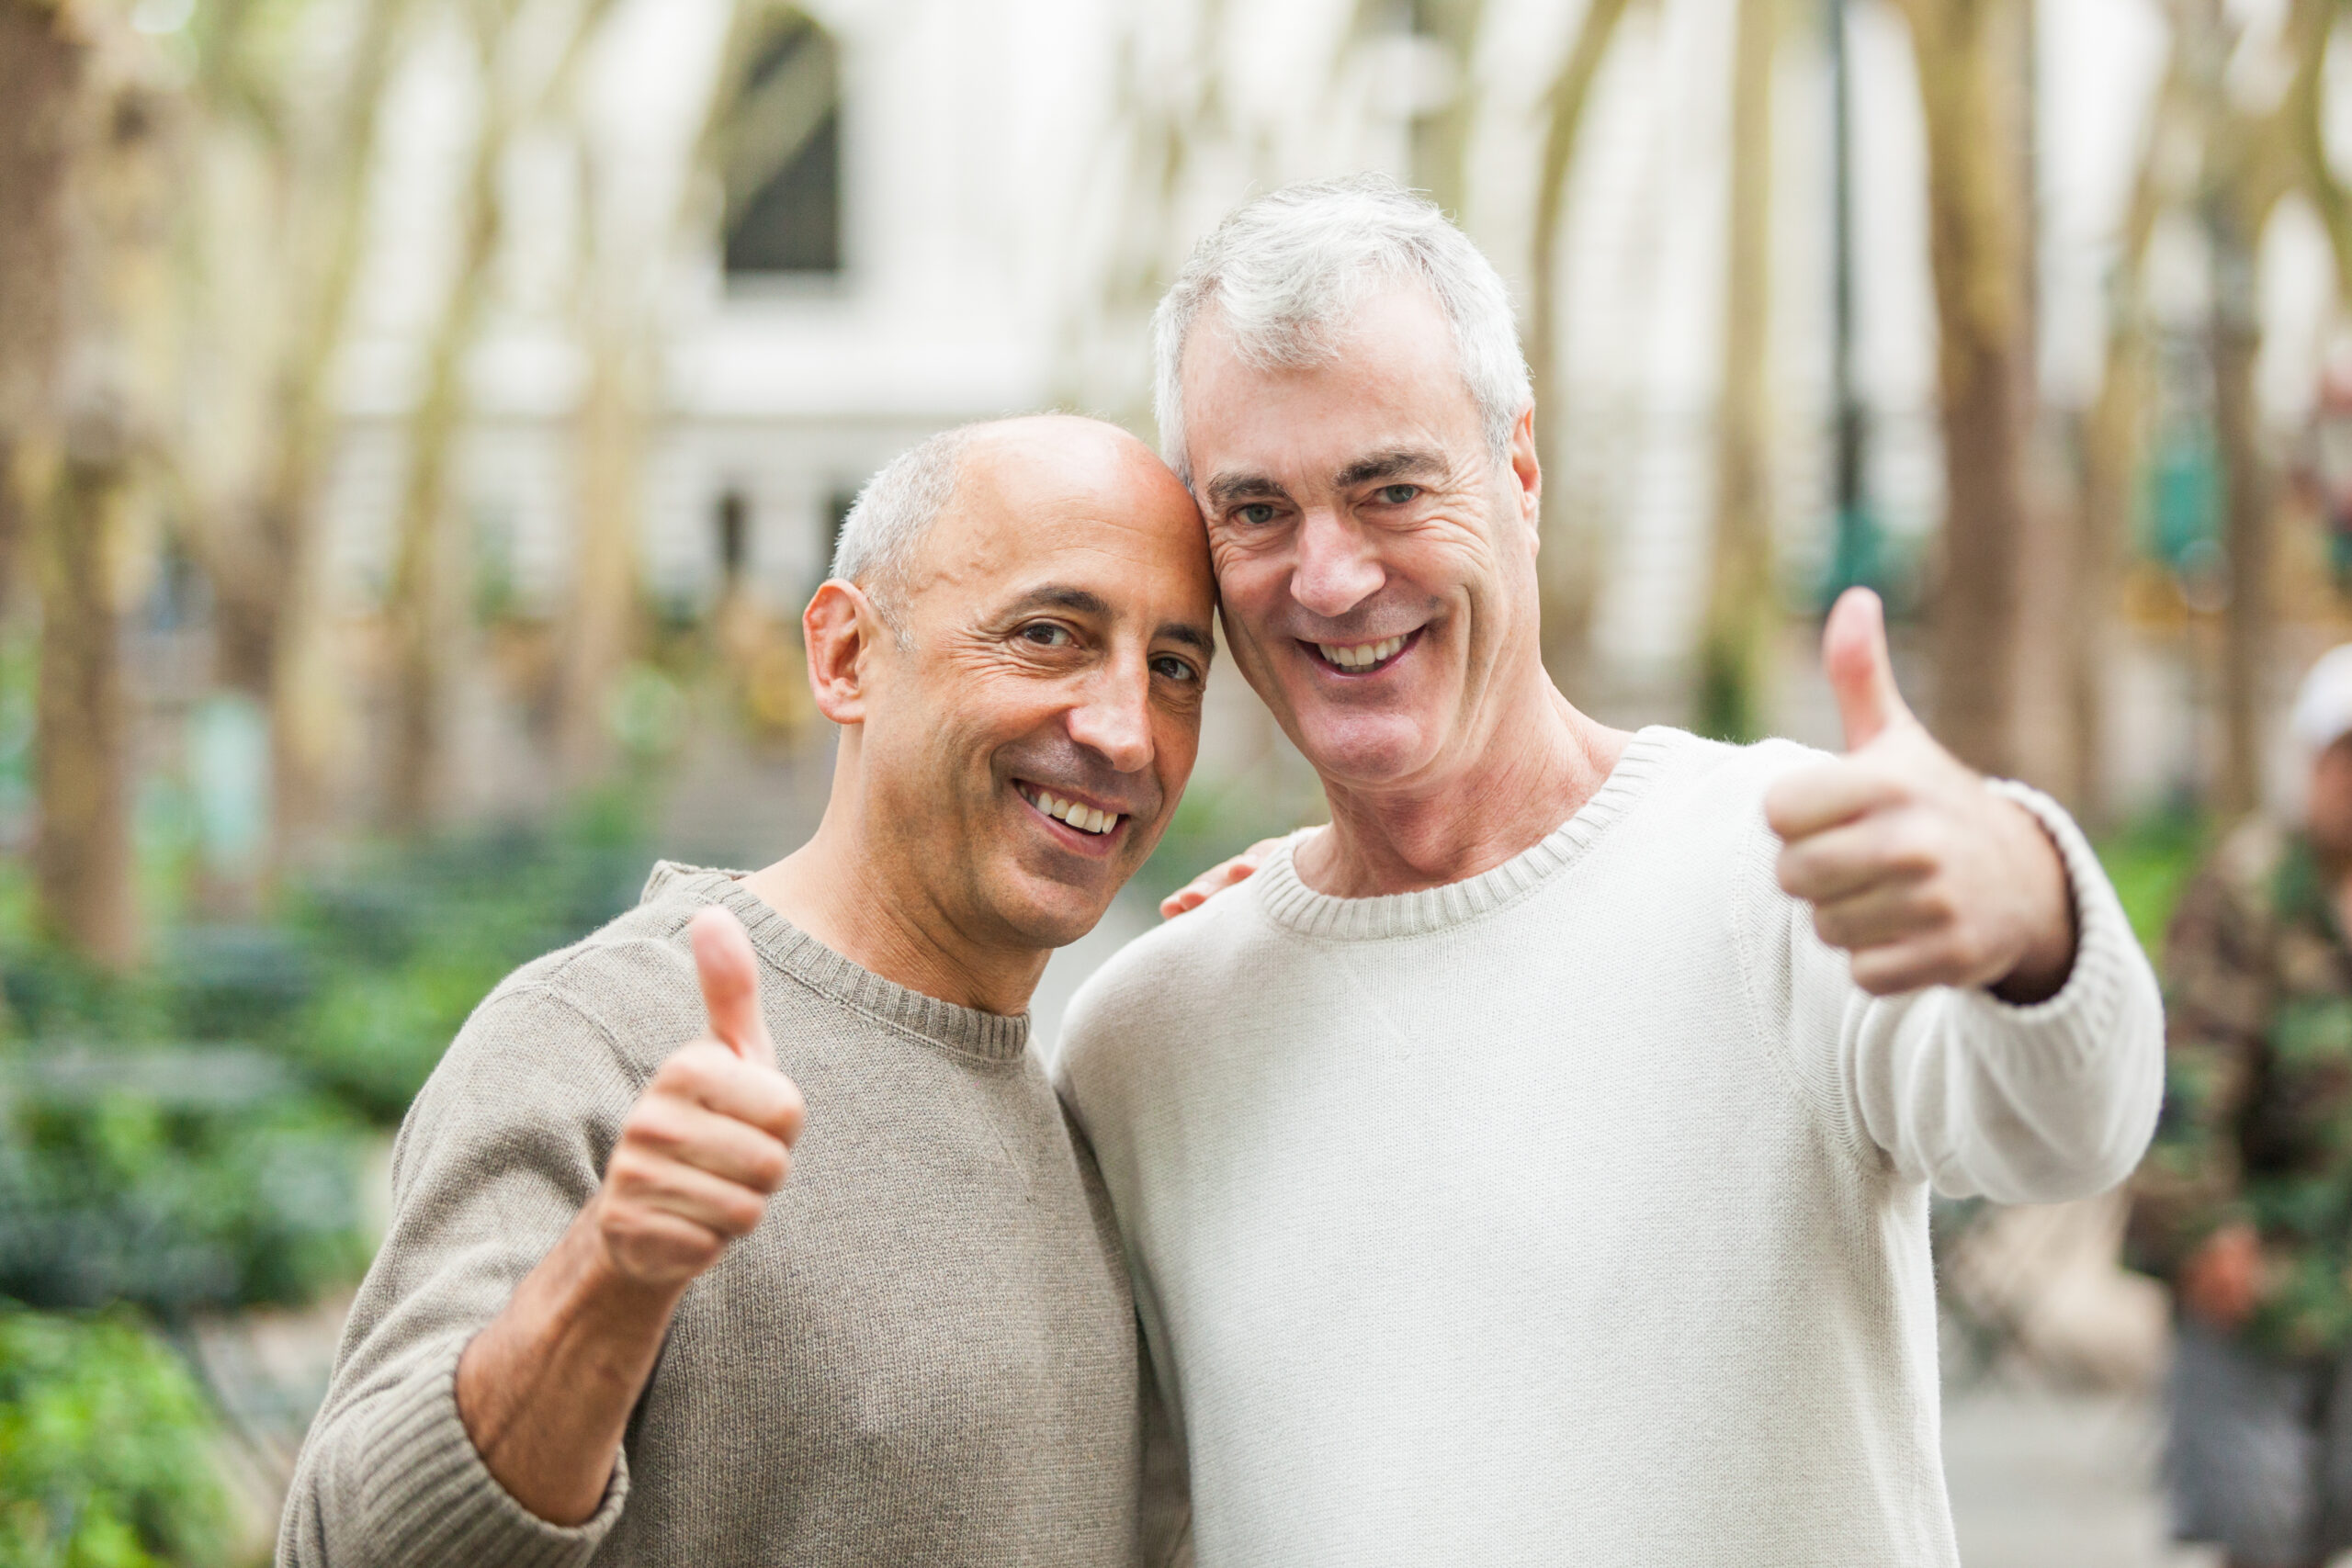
[832,414,1195,638]
[797,410,1216,963]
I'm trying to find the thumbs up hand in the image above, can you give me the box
[1763,589,2076,1000]
[591,907,808,1290]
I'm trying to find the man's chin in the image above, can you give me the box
[986,862,1123,953]
[1288,712,1438,788]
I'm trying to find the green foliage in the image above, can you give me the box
[270,792,650,1122]
[0,1051,368,1316]
[2093,806,2210,972]
[0,1308,233,1568]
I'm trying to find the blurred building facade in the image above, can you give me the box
[307,0,2352,829]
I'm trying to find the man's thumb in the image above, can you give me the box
[1823,587,1911,751]
[690,907,773,1064]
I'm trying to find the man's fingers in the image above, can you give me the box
[1763,759,1909,843]
[1158,831,1306,920]
[622,1095,794,1193]
[1775,815,1939,906]
[605,1147,774,1240]
[1848,939,1967,998]
[1822,587,1916,752]
[653,1041,807,1145]
[1809,882,1948,955]
[691,907,775,1064]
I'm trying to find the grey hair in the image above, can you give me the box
[828,425,976,637]
[1150,173,1533,489]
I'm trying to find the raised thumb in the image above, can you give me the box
[1823,587,1911,751]
[690,907,774,1065]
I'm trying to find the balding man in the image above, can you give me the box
[281,416,1212,1568]
[1056,177,2165,1566]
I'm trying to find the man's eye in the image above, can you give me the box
[1376,484,1419,505]
[1151,655,1200,683]
[1020,623,1073,648]
[1237,503,1277,525]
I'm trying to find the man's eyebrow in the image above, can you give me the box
[1002,584,1112,618]
[1157,621,1215,655]
[1335,448,1449,489]
[1203,471,1291,507]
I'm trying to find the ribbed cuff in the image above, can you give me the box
[356,1338,628,1568]
[1956,780,2151,1079]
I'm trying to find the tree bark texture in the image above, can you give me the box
[1897,0,2034,778]
[1698,0,1778,742]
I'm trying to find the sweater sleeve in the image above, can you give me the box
[276,987,641,1568]
[1752,779,2165,1203]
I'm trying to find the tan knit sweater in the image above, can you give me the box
[277,863,1153,1568]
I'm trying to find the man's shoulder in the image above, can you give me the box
[1607,727,1817,859]
[1057,869,1278,1077]
[458,865,719,1077]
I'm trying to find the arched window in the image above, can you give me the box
[718,12,842,277]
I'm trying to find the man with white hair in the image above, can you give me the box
[1055,176,2165,1565]
[282,415,1208,1567]
[2129,646,2352,1568]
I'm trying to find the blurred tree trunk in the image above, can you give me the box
[2210,213,2269,818]
[249,0,416,860]
[1896,0,2035,778]
[384,0,613,829]
[1527,0,1633,696]
[554,276,643,784]
[1408,0,1484,218]
[10,9,174,966]
[1698,0,1777,742]
[0,0,77,623]
[33,450,137,965]
[382,40,513,832]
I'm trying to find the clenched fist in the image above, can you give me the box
[591,907,807,1287]
[1764,589,2077,1001]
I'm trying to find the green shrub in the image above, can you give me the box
[0,1308,233,1568]
[0,1049,370,1315]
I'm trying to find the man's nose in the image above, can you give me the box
[1064,657,1154,775]
[1291,505,1385,619]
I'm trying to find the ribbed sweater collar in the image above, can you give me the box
[639,863,1033,1064]
[1250,726,1679,942]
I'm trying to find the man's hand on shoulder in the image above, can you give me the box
[1159,829,1317,919]
[1764,589,2076,1003]
[589,908,807,1287]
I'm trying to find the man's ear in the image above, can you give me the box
[1509,405,1542,547]
[803,580,886,725]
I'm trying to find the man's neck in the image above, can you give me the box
[1299,682,1633,898]
[741,817,1046,1019]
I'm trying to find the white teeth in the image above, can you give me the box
[1023,787,1118,835]
[1316,634,1406,670]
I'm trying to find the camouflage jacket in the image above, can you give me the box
[2127,818,2352,1357]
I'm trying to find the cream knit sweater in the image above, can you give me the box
[1055,728,2164,1567]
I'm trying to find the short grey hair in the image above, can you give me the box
[829,425,975,636]
[1150,173,1533,489]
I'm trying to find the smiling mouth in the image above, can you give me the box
[1015,782,1125,837]
[1304,627,1421,674]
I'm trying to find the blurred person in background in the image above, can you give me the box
[278,416,1207,1568]
[1057,176,2165,1568]
[2128,644,2352,1568]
